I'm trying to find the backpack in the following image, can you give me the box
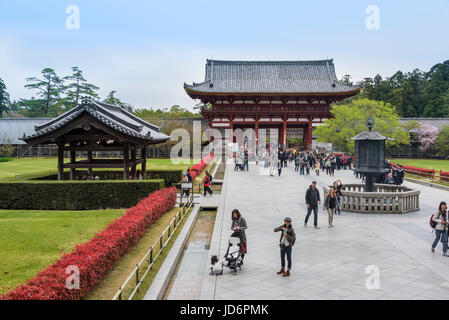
[430,212,446,229]
[430,214,437,229]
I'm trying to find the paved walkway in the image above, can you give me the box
[200,162,449,300]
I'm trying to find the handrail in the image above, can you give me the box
[112,197,194,300]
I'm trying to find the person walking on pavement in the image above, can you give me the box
[203,171,213,196]
[315,161,321,176]
[305,181,321,229]
[277,159,282,176]
[274,217,296,277]
[324,187,337,228]
[333,180,343,215]
[431,201,449,256]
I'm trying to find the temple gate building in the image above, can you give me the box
[184,59,362,149]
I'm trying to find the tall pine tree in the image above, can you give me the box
[63,67,99,110]
[25,68,64,116]
[0,78,10,117]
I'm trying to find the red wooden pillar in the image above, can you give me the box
[303,125,308,148]
[283,120,287,148]
[307,121,313,148]
[255,121,259,151]
[230,120,234,143]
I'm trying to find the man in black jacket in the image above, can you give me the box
[305,181,321,229]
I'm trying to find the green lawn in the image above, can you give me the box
[0,158,198,180]
[389,158,449,172]
[0,209,124,293]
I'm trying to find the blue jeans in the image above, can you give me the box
[305,205,319,226]
[280,245,292,270]
[432,229,448,253]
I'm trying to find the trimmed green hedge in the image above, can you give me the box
[0,157,13,162]
[32,170,183,186]
[0,180,165,210]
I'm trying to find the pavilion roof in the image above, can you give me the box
[22,98,170,144]
[184,59,362,97]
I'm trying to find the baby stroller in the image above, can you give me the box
[210,232,245,275]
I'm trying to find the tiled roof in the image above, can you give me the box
[184,59,362,95]
[400,118,449,131]
[22,98,170,143]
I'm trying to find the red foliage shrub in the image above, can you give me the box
[189,154,214,180]
[1,187,177,300]
[440,171,449,182]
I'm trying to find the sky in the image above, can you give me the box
[0,0,448,111]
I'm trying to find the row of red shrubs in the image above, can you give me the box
[189,154,214,180]
[440,171,449,182]
[1,187,177,300]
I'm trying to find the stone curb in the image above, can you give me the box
[143,204,200,300]
[199,160,229,300]
[405,177,449,192]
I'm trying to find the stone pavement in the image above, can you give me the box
[199,161,449,300]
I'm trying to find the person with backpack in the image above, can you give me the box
[274,217,296,277]
[431,201,449,256]
[203,171,213,197]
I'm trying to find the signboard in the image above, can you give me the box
[181,182,193,190]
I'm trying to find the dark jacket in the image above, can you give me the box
[305,185,321,207]
[274,224,296,247]
[324,195,337,209]
[231,215,248,233]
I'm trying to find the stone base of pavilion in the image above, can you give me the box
[324,184,421,214]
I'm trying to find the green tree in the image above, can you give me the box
[314,98,410,153]
[423,60,449,117]
[440,89,449,117]
[103,90,123,106]
[63,67,99,110]
[10,98,48,117]
[0,77,10,117]
[435,125,449,158]
[24,68,64,116]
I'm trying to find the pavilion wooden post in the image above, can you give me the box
[57,142,64,181]
[131,148,137,180]
[87,151,93,177]
[142,146,147,179]
[70,149,76,181]
[123,145,130,180]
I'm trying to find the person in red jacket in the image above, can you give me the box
[203,171,213,197]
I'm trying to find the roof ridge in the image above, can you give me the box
[206,59,334,65]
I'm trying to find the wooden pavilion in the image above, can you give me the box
[184,59,362,149]
[22,98,170,180]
